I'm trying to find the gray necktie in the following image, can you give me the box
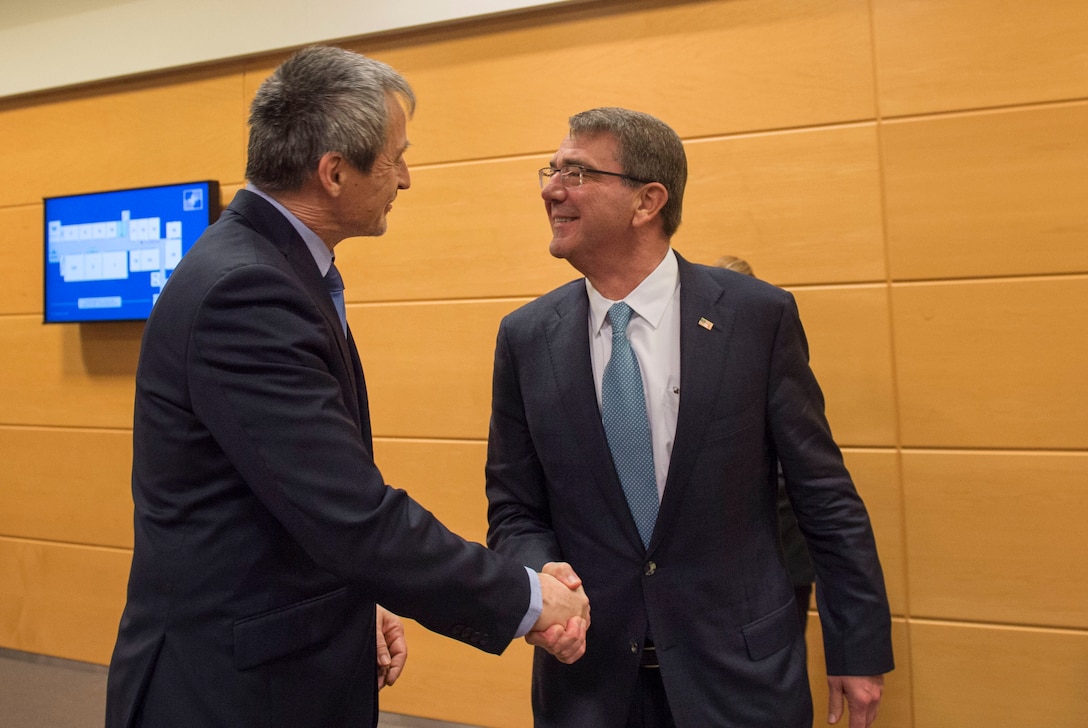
[601,302,659,548]
[325,261,347,335]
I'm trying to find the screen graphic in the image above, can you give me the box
[44,181,219,323]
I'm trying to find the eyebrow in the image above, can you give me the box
[548,155,589,169]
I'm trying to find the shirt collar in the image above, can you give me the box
[246,183,334,275]
[587,249,679,337]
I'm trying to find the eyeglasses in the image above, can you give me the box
[538,164,654,189]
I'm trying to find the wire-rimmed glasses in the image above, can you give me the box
[538,164,654,189]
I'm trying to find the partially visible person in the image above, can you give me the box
[715,255,816,630]
[105,45,588,728]
[486,106,892,728]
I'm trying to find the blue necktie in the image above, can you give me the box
[325,261,347,336]
[601,302,659,548]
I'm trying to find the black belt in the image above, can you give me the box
[640,641,659,669]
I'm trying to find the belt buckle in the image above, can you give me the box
[640,643,659,669]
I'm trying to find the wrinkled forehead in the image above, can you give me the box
[550,131,619,168]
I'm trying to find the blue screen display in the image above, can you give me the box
[44,180,219,323]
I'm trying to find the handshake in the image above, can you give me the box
[530,561,591,664]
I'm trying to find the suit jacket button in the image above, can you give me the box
[644,561,657,576]
[629,641,639,654]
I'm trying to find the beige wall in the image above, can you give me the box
[1,1,1086,726]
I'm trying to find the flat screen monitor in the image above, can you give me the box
[44,180,220,323]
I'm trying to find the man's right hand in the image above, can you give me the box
[529,562,590,664]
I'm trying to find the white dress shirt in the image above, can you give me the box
[586,250,682,499]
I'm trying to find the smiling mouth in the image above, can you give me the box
[552,217,576,224]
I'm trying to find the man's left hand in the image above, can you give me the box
[827,674,884,727]
[376,605,407,689]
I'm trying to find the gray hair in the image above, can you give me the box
[246,45,415,192]
[568,107,687,237]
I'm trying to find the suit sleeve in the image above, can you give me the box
[187,262,529,653]
[766,293,894,676]
[484,316,564,570]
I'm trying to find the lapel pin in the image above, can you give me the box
[698,317,714,331]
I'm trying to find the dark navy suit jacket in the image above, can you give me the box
[486,251,893,727]
[106,190,530,728]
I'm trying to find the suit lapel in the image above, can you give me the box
[229,190,365,435]
[650,255,736,552]
[346,328,373,453]
[544,284,646,552]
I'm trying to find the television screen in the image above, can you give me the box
[44,180,220,323]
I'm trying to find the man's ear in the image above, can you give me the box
[316,152,347,196]
[632,182,669,229]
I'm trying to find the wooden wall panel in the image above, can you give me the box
[371,439,490,544]
[678,124,886,286]
[790,286,898,447]
[0,205,40,316]
[910,621,1088,727]
[0,428,132,548]
[341,125,888,302]
[903,451,1088,629]
[883,105,1088,280]
[354,300,528,440]
[368,439,533,726]
[0,68,246,208]
[0,538,129,663]
[219,183,244,204]
[3,1,1087,725]
[893,278,1088,449]
[0,318,141,429]
[806,617,912,728]
[873,0,1088,116]
[842,449,905,616]
[335,158,574,303]
[379,622,533,728]
[275,0,876,166]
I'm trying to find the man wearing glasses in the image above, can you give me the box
[485,107,892,727]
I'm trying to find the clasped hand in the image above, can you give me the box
[528,561,591,664]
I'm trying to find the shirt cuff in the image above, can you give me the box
[514,566,543,638]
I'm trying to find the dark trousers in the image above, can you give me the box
[626,642,675,728]
[627,589,812,728]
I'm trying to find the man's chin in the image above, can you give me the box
[361,220,388,238]
[548,238,569,260]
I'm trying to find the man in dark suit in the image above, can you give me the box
[715,255,817,631]
[105,46,588,728]
[485,107,892,727]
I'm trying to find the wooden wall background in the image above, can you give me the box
[1,1,1086,725]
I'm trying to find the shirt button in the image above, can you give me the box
[629,641,639,654]
[644,561,657,576]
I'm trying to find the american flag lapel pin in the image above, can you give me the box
[698,317,714,331]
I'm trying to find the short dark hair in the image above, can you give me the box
[246,45,415,192]
[568,107,687,237]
